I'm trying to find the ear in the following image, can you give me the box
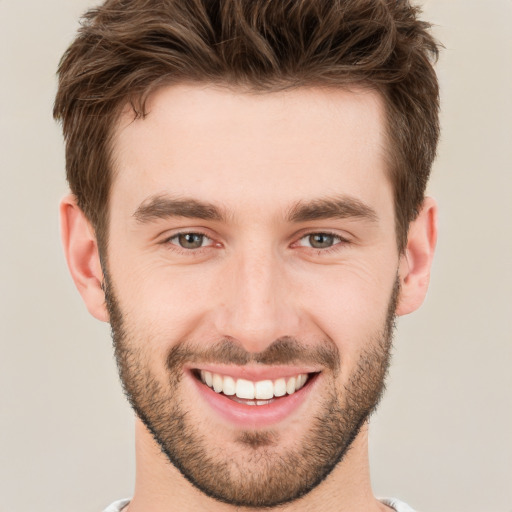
[60,194,109,322]
[396,197,438,316]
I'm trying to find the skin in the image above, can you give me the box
[61,84,437,512]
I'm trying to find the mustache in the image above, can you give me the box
[166,336,340,374]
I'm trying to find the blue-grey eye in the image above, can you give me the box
[308,233,335,248]
[174,233,207,249]
[298,233,342,249]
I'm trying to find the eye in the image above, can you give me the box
[169,232,213,249]
[298,233,344,249]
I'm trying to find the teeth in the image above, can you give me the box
[199,371,310,401]
[236,379,255,399]
[274,378,287,397]
[223,375,236,396]
[233,398,272,406]
[212,373,223,393]
[255,380,274,400]
[286,376,296,395]
[297,374,307,389]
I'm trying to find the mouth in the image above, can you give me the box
[195,369,314,405]
[189,367,320,427]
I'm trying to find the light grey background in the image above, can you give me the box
[1,1,510,511]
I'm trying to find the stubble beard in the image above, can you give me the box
[104,272,399,508]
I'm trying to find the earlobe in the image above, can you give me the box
[396,197,438,316]
[60,194,109,322]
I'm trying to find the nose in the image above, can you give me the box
[213,246,301,353]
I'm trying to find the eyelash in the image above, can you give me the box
[161,230,350,255]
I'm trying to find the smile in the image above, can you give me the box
[199,370,310,405]
[189,367,320,427]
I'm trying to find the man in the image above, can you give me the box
[54,0,439,511]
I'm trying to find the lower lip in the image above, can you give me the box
[188,372,319,428]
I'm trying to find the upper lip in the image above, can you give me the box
[186,364,321,381]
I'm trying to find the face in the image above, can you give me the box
[105,85,401,507]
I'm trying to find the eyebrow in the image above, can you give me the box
[133,195,225,223]
[286,196,378,223]
[133,194,378,225]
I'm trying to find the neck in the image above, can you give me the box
[126,419,388,512]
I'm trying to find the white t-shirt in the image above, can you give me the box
[104,497,416,511]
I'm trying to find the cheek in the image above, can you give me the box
[294,261,396,349]
[111,258,218,342]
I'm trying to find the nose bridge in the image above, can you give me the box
[215,244,297,351]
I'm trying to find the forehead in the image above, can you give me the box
[110,84,391,220]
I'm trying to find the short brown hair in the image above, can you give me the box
[54,0,440,253]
